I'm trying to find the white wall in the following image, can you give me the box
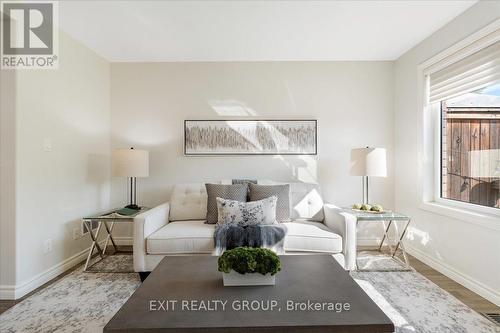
[2,31,112,298]
[394,1,500,305]
[0,67,17,292]
[110,62,395,242]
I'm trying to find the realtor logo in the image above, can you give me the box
[1,1,58,69]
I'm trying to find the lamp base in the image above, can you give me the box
[362,176,370,205]
[125,204,140,210]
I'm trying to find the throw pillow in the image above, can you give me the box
[232,179,257,200]
[249,183,291,222]
[231,179,257,185]
[205,183,248,224]
[256,181,324,221]
[216,196,277,226]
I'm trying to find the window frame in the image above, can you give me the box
[417,19,500,229]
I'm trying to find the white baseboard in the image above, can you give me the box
[0,246,90,300]
[0,237,134,300]
[406,245,500,307]
[0,285,17,299]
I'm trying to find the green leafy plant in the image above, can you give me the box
[218,247,281,276]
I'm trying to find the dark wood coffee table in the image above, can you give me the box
[105,255,394,332]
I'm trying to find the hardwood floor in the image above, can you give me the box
[409,255,499,314]
[1,252,498,318]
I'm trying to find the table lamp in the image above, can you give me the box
[350,147,387,204]
[112,147,149,210]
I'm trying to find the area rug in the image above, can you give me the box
[356,250,412,271]
[85,253,134,273]
[0,254,498,333]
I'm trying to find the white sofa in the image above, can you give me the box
[133,181,356,275]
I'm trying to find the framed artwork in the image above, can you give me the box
[184,119,317,155]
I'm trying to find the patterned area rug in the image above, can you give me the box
[356,250,412,271]
[353,253,498,332]
[0,254,498,333]
[85,253,134,273]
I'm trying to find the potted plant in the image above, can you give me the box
[217,247,281,286]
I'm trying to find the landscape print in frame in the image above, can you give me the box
[184,119,317,155]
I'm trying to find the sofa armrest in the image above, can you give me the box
[323,204,357,271]
[133,202,170,272]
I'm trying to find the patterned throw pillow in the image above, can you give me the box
[205,183,248,224]
[249,183,291,223]
[232,179,257,200]
[216,196,277,226]
[231,179,257,185]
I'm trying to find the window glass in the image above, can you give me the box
[440,83,500,209]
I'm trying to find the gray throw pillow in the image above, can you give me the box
[232,179,257,200]
[232,179,257,185]
[249,183,291,222]
[205,183,248,224]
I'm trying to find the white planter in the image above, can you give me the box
[222,271,276,286]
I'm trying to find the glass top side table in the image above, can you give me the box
[82,207,149,271]
[341,208,411,272]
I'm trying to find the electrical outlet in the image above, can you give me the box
[43,239,52,254]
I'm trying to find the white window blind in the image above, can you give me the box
[429,38,500,103]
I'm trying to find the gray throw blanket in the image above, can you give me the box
[214,223,287,255]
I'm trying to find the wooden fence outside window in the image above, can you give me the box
[441,103,500,209]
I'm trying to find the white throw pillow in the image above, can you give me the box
[216,196,277,226]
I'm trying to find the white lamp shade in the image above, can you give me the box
[350,147,387,177]
[112,149,149,177]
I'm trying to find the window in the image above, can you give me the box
[429,41,500,211]
[438,84,500,209]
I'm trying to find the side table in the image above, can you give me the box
[342,208,411,272]
[82,207,148,271]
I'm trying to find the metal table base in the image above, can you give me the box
[82,208,147,272]
[83,220,128,271]
[356,218,412,272]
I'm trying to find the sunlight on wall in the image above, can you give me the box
[209,99,258,116]
[206,100,300,154]
[297,155,317,183]
[272,155,318,183]
[406,226,431,246]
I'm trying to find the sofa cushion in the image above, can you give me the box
[258,180,324,221]
[147,221,215,254]
[205,183,248,224]
[169,183,208,221]
[289,183,324,221]
[249,183,291,222]
[282,220,342,253]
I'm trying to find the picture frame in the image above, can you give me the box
[184,119,317,155]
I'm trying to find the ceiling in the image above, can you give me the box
[59,0,477,62]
